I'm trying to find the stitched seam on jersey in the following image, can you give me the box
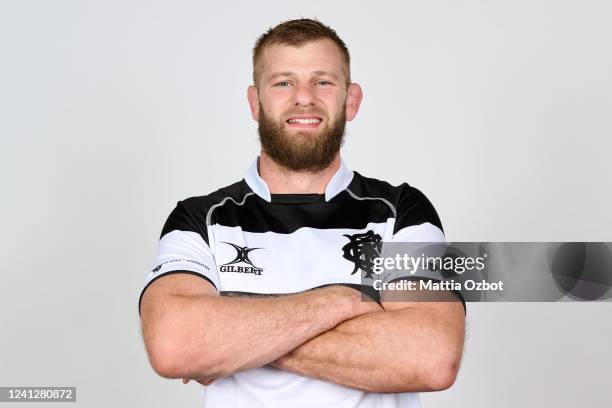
[344,188,397,218]
[152,259,210,272]
[206,192,255,226]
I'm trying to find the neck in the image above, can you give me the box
[258,151,341,195]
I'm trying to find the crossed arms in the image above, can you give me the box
[139,273,465,393]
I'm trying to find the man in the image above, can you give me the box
[139,18,465,408]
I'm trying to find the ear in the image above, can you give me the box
[345,83,363,122]
[247,85,260,121]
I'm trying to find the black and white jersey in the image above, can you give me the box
[139,157,456,408]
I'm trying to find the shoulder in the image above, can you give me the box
[160,179,252,239]
[347,171,444,234]
[178,180,252,215]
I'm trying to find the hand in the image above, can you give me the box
[182,378,216,386]
[354,295,383,315]
[321,285,383,316]
[270,355,290,370]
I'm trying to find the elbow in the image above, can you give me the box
[364,356,460,393]
[142,309,223,379]
[146,336,189,379]
[149,354,183,379]
[386,353,461,393]
[145,331,221,380]
[422,354,461,391]
[419,331,464,392]
[148,341,223,379]
[141,297,233,379]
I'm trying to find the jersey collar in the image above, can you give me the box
[244,156,354,203]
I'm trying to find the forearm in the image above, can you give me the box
[146,286,360,380]
[273,303,465,393]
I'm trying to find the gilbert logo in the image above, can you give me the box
[219,242,264,275]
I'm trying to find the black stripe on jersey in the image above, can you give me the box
[160,180,253,244]
[208,190,393,234]
[160,202,206,239]
[394,185,443,234]
[347,172,444,234]
[138,271,218,317]
[270,193,325,204]
[160,173,442,239]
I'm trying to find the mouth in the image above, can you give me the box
[285,116,323,129]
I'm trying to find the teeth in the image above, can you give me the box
[288,118,321,124]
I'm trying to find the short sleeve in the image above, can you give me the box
[385,185,466,313]
[384,186,446,282]
[138,201,219,316]
[391,185,445,243]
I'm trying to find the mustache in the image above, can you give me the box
[283,109,326,118]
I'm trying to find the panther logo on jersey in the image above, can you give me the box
[342,230,382,279]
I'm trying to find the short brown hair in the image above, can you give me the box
[252,18,351,86]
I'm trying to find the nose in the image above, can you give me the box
[293,83,316,107]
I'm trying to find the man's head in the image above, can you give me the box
[247,19,363,172]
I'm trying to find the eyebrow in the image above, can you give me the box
[312,70,340,80]
[267,70,341,82]
[267,72,295,81]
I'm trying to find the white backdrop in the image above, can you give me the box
[1,1,611,407]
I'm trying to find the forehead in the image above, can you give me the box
[259,39,348,80]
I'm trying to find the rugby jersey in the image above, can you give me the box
[139,156,451,408]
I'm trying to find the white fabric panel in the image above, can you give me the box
[383,222,447,282]
[144,230,219,291]
[391,222,445,243]
[209,222,390,293]
[204,365,421,408]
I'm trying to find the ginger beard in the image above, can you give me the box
[258,102,346,172]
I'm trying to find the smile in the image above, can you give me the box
[286,116,323,127]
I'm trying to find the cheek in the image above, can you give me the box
[262,93,293,115]
[319,93,346,117]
